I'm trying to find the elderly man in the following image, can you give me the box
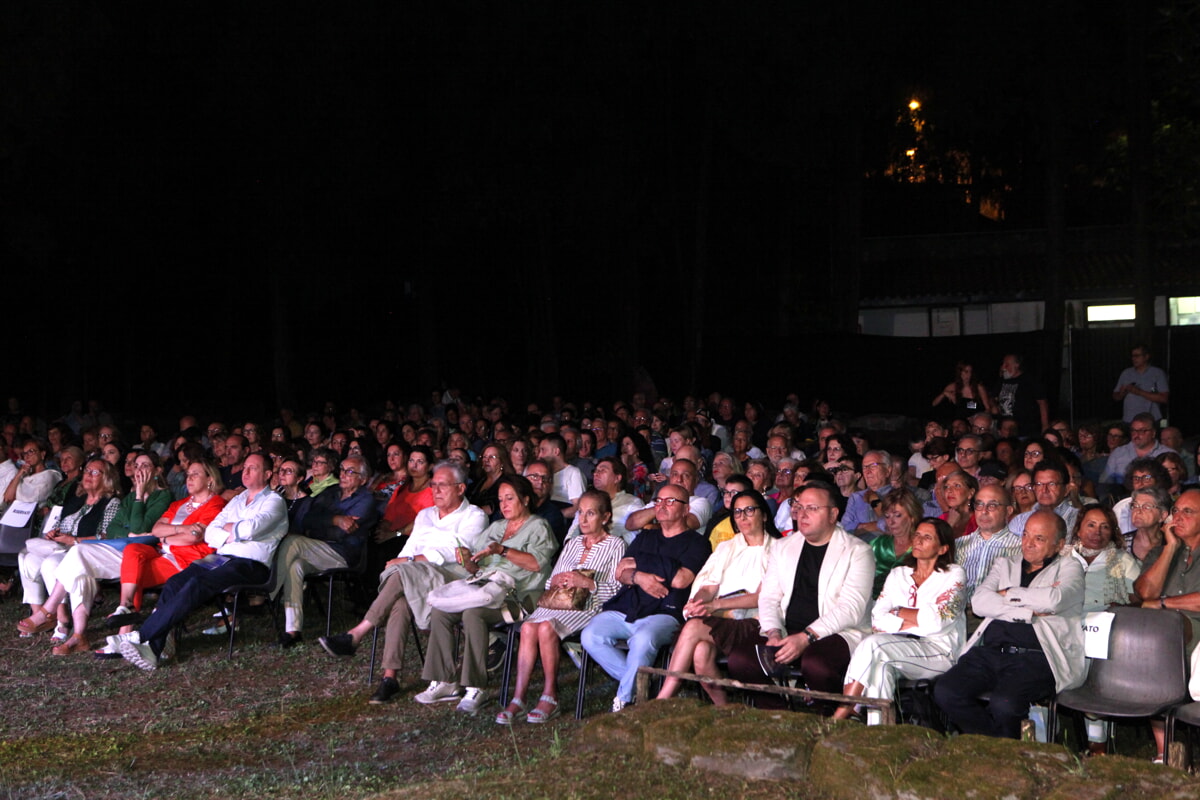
[955,484,1023,615]
[841,450,894,535]
[934,510,1086,738]
[739,481,874,710]
[565,457,639,544]
[582,482,710,711]
[272,455,379,647]
[992,354,1049,437]
[117,453,288,671]
[317,461,488,705]
[1102,412,1171,486]
[1008,461,1079,537]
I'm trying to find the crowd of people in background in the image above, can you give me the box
[0,345,1193,760]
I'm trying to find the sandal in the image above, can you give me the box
[105,606,141,629]
[52,634,90,656]
[51,623,71,643]
[527,695,560,724]
[494,698,527,726]
[17,611,55,635]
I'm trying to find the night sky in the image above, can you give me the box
[4,2,1182,427]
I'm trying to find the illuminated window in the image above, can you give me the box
[1086,304,1136,323]
[1170,297,1200,326]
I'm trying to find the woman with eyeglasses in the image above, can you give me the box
[833,518,965,724]
[1127,486,1172,562]
[303,447,340,497]
[1005,469,1037,514]
[656,489,779,704]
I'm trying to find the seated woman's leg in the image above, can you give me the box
[19,539,62,610]
[119,544,169,610]
[658,617,714,700]
[504,619,545,710]
[536,622,562,702]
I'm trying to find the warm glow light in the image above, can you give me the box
[909,99,920,111]
[905,149,916,157]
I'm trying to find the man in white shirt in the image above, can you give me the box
[119,453,288,670]
[565,457,640,544]
[537,433,585,520]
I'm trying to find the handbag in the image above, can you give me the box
[535,569,596,611]
[427,570,517,613]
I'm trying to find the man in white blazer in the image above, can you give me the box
[934,509,1086,738]
[737,481,874,709]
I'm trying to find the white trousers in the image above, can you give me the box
[845,632,955,719]
[19,538,67,605]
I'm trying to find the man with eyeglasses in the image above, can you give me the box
[746,481,873,710]
[271,455,380,648]
[1113,344,1169,424]
[1102,412,1171,487]
[1008,461,1079,537]
[524,460,567,543]
[841,450,895,536]
[623,457,713,535]
[954,435,985,480]
[954,485,1022,612]
[581,482,711,712]
[317,461,487,703]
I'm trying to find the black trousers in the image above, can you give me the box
[933,645,1056,739]
[138,556,269,655]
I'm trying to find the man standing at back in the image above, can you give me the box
[992,354,1048,438]
[1113,343,1169,423]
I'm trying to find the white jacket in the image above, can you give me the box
[967,553,1088,692]
[758,525,874,651]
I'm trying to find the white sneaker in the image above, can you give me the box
[414,681,462,704]
[456,687,489,714]
[119,640,159,671]
[106,631,140,651]
[611,697,628,713]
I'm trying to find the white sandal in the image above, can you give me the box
[494,697,527,725]
[527,695,560,723]
[51,624,71,643]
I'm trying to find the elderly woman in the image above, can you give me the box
[26,453,174,654]
[304,447,340,496]
[1127,486,1171,562]
[495,489,626,724]
[833,518,965,723]
[656,489,778,705]
[1067,506,1140,611]
[416,474,557,714]
[869,489,923,595]
[17,460,122,636]
[709,451,742,497]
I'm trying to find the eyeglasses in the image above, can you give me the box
[339,467,362,476]
[863,462,886,470]
[954,448,978,456]
[278,468,297,476]
[1131,427,1155,435]
[972,501,1008,512]
[828,466,849,475]
[526,474,549,483]
[1012,484,1033,493]
[1130,502,1162,512]
[794,505,832,515]
[655,497,687,507]
[1024,450,1044,459]
[732,506,759,518]
[1131,474,1155,485]
[20,450,38,458]
[1033,481,1060,489]
[83,468,103,476]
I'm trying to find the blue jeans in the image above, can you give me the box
[581,610,680,703]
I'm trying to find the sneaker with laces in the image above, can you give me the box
[414,680,462,704]
[456,687,489,714]
[106,631,140,651]
[119,640,159,671]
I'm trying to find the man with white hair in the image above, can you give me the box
[841,450,894,535]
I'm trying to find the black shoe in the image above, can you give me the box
[105,612,143,630]
[486,636,506,673]
[369,677,400,705]
[318,633,356,657]
[277,632,303,649]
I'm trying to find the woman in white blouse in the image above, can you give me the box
[656,489,777,704]
[833,517,966,724]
